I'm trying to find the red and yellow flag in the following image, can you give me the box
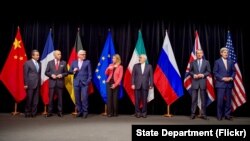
[0,27,27,103]
[65,29,94,104]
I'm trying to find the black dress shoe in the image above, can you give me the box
[217,117,222,121]
[107,114,113,117]
[46,113,53,117]
[76,113,83,117]
[31,114,36,118]
[142,115,147,118]
[225,116,232,120]
[57,113,63,117]
[135,114,140,118]
[201,116,208,120]
[25,114,31,118]
[190,115,195,119]
[82,114,88,119]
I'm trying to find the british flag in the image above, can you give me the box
[184,31,215,108]
[226,31,246,111]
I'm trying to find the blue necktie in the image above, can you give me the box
[198,60,201,72]
[35,62,39,72]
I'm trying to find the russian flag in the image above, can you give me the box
[40,30,55,105]
[154,30,184,105]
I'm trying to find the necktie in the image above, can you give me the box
[35,61,39,72]
[56,61,59,70]
[198,60,201,72]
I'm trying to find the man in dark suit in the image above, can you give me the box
[69,50,92,118]
[214,47,236,120]
[131,54,153,118]
[45,50,68,117]
[23,50,41,118]
[189,49,211,120]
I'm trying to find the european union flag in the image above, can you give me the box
[93,31,123,103]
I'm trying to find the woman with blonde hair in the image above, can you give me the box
[105,54,123,117]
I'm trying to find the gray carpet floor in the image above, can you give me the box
[0,113,249,141]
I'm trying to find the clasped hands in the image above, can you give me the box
[222,77,233,82]
[193,74,204,79]
[51,74,63,79]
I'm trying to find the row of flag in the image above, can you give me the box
[0,27,246,112]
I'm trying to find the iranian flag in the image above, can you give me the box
[123,30,154,105]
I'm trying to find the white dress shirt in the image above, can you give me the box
[141,63,145,74]
[222,58,227,70]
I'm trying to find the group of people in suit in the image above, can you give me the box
[190,48,235,120]
[23,47,235,121]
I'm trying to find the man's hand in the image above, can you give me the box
[222,77,231,82]
[197,74,204,78]
[131,85,135,90]
[193,74,199,79]
[73,68,78,73]
[110,84,116,89]
[57,74,63,78]
[24,85,28,89]
[51,74,57,79]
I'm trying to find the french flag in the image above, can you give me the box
[40,30,55,105]
[154,31,184,105]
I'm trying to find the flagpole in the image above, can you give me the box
[164,105,173,117]
[102,104,107,116]
[72,106,78,116]
[11,102,20,116]
[42,105,48,115]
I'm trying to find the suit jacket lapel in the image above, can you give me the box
[200,60,205,72]
[220,58,227,71]
[139,64,143,75]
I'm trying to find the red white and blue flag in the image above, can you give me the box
[184,31,215,108]
[154,31,184,105]
[226,31,246,111]
[40,30,55,105]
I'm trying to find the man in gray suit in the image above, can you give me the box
[131,54,153,118]
[23,50,41,118]
[45,50,68,117]
[189,49,211,120]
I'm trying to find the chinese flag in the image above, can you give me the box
[0,27,27,103]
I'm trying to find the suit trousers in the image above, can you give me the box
[25,87,39,116]
[191,89,206,116]
[48,86,63,113]
[74,83,88,115]
[135,87,148,116]
[217,88,232,119]
[106,83,119,116]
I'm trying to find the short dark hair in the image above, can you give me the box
[31,49,39,56]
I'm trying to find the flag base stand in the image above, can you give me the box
[101,104,107,116]
[197,109,202,118]
[163,105,173,117]
[11,103,20,116]
[72,107,78,117]
[42,105,48,115]
[11,112,20,116]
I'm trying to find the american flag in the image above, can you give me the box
[184,31,215,109]
[226,31,246,111]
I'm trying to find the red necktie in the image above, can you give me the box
[56,61,59,70]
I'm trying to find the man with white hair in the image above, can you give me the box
[45,50,68,117]
[131,54,153,118]
[69,50,92,118]
[213,47,236,120]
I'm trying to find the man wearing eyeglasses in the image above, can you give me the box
[69,50,92,118]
